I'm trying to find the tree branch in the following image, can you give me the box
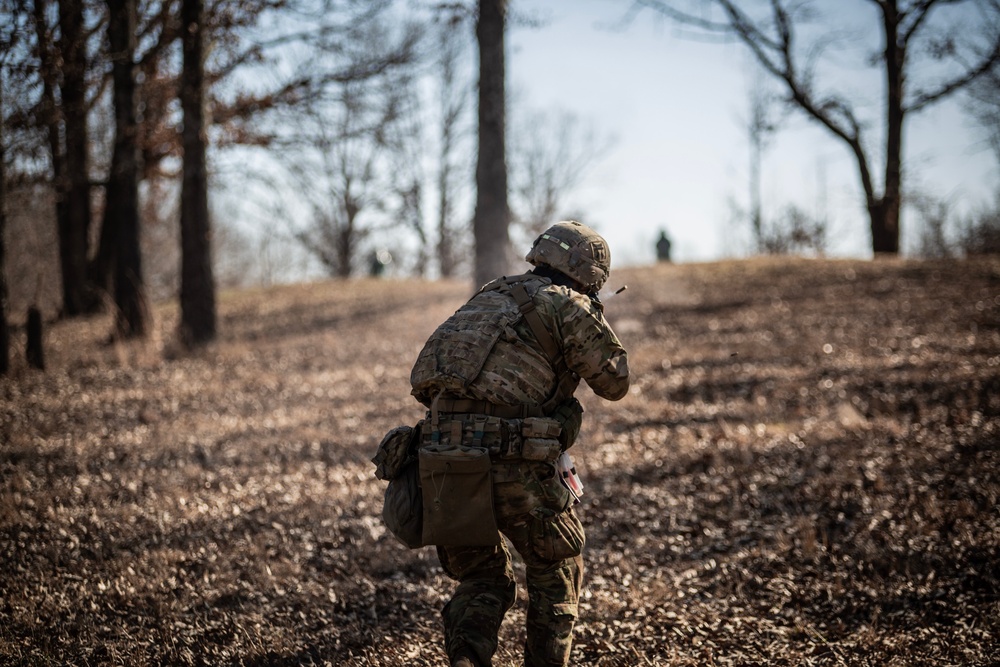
[629,0,733,33]
[900,0,940,46]
[906,26,1000,112]
[639,0,880,207]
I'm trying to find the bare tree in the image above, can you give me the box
[473,0,510,287]
[633,0,1000,255]
[89,0,181,296]
[759,204,827,256]
[965,4,1000,168]
[508,107,613,244]
[745,71,777,252]
[0,71,8,375]
[960,7,1000,256]
[911,193,954,257]
[179,0,216,345]
[384,53,432,277]
[28,0,101,315]
[104,0,148,338]
[286,77,416,278]
[0,2,23,373]
[60,0,99,313]
[285,95,376,278]
[432,6,474,279]
[259,14,423,278]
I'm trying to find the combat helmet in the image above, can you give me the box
[525,220,611,292]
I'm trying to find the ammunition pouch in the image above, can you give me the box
[522,416,562,439]
[518,416,563,462]
[520,437,562,462]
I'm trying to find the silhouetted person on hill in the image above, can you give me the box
[656,230,672,262]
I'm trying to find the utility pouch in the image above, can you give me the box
[372,423,420,481]
[521,417,562,439]
[529,506,586,561]
[419,445,500,546]
[382,460,423,548]
[521,437,563,462]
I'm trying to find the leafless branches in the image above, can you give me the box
[631,0,1000,254]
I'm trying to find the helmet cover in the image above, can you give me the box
[525,220,611,291]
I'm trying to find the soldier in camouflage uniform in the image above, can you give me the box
[409,221,630,667]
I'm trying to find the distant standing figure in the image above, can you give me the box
[656,230,672,262]
[369,249,392,277]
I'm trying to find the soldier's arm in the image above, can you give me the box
[554,291,630,401]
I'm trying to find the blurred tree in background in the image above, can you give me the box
[473,0,511,288]
[0,69,8,375]
[178,0,214,345]
[105,0,147,339]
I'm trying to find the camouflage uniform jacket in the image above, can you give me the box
[410,273,630,411]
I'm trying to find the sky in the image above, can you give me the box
[505,0,999,266]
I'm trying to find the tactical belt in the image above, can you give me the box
[422,404,521,459]
[420,411,554,464]
[435,397,545,420]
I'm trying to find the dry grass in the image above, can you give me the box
[2,259,999,666]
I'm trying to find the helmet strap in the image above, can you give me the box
[530,265,586,293]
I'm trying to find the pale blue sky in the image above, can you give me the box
[507,0,999,265]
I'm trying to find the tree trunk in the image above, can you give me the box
[437,162,456,278]
[89,211,116,294]
[337,224,353,279]
[57,0,97,315]
[0,73,9,375]
[32,0,76,316]
[750,134,763,252]
[27,306,45,370]
[876,0,903,255]
[472,0,510,288]
[179,0,216,345]
[106,0,148,337]
[435,15,465,280]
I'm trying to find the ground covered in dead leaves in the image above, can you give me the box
[2,257,999,666]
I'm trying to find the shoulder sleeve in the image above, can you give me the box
[543,286,630,401]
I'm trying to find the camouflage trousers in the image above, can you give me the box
[437,461,585,667]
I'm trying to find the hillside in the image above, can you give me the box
[2,257,999,666]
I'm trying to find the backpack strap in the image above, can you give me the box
[509,282,560,361]
[506,280,579,413]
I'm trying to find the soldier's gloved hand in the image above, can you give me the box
[550,397,584,451]
[588,291,604,312]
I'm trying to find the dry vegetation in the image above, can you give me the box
[2,257,999,666]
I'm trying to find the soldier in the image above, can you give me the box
[409,221,630,667]
[656,229,672,262]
